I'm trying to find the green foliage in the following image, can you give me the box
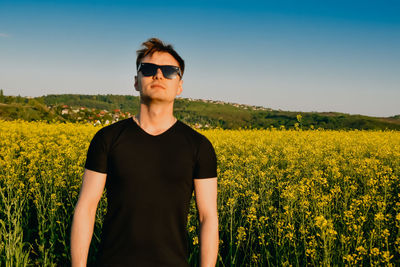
[0,89,4,103]
[39,94,139,112]
[0,93,399,130]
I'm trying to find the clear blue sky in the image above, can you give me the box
[1,0,399,117]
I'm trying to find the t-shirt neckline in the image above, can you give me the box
[130,117,179,138]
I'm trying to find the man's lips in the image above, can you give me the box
[151,84,165,89]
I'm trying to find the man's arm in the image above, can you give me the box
[194,177,218,267]
[71,169,107,267]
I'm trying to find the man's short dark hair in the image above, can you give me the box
[136,38,185,76]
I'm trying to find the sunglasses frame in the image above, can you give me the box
[137,63,182,79]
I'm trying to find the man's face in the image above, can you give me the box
[134,51,183,104]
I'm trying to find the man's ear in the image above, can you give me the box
[177,79,183,95]
[134,76,139,91]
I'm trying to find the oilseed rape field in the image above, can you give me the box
[1,120,400,266]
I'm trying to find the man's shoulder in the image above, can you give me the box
[176,120,210,144]
[177,120,202,135]
[99,118,131,131]
[93,118,131,142]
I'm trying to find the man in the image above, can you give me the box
[70,38,219,267]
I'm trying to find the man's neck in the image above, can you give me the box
[134,102,177,134]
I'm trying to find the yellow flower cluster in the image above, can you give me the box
[191,127,400,266]
[1,120,400,266]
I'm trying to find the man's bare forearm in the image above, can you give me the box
[199,216,219,267]
[70,203,97,267]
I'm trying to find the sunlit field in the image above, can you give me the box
[1,120,399,266]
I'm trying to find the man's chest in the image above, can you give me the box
[106,136,196,192]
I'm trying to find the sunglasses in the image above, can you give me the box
[137,63,182,79]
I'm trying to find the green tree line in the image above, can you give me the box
[0,91,399,130]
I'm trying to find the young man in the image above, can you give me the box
[70,38,219,267]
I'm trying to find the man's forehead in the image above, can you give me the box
[141,51,179,66]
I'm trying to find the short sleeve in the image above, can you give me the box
[84,128,108,174]
[193,135,217,179]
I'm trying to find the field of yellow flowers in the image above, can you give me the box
[0,120,400,266]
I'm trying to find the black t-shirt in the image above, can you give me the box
[84,117,217,266]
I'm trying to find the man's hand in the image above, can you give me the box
[194,177,218,267]
[71,169,107,267]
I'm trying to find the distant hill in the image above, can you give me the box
[0,91,399,130]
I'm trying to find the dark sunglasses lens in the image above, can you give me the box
[139,63,180,79]
[140,64,157,76]
[161,66,178,79]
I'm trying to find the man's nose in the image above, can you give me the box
[153,68,164,79]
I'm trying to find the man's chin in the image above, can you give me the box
[140,95,175,104]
